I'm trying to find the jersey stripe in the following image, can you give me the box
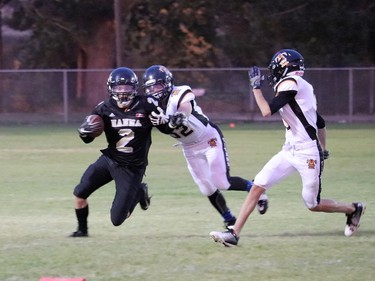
[177,89,190,109]
[210,122,230,177]
[191,100,209,126]
[288,99,317,141]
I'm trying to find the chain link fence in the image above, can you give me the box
[0,68,374,124]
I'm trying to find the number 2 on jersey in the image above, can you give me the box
[116,128,135,153]
[170,125,193,138]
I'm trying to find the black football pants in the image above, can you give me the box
[73,154,145,226]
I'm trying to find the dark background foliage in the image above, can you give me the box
[2,0,375,69]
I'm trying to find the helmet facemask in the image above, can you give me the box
[110,84,137,108]
[143,81,169,101]
[107,67,139,109]
[142,65,173,105]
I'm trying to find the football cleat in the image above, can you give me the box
[210,229,239,247]
[139,183,151,210]
[257,193,269,215]
[69,230,88,238]
[344,202,365,237]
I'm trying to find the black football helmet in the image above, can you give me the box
[268,49,305,86]
[107,67,138,108]
[142,65,173,102]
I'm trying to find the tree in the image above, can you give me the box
[2,0,375,103]
[123,0,227,68]
[4,0,375,69]
[3,0,127,105]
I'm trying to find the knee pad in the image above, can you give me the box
[302,181,320,209]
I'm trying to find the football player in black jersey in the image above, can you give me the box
[70,67,178,237]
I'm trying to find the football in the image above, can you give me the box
[86,114,104,137]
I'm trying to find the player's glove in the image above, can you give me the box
[169,112,188,128]
[323,149,329,160]
[248,66,265,89]
[149,107,169,126]
[150,107,188,128]
[77,116,102,137]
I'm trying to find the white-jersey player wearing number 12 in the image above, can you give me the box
[166,85,215,144]
[210,49,365,247]
[142,65,269,228]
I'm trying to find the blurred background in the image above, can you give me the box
[0,0,374,124]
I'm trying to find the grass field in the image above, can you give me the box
[1,123,374,281]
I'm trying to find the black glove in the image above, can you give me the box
[248,66,265,89]
[169,112,188,128]
[323,150,329,160]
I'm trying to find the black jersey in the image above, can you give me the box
[91,96,158,167]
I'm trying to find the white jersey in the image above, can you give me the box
[164,85,232,195]
[165,85,212,145]
[274,74,317,144]
[254,73,322,209]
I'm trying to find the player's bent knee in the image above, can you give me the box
[308,205,320,212]
[111,211,131,226]
[75,197,88,209]
[212,179,230,191]
[111,221,123,227]
[199,185,218,196]
[302,184,320,210]
[111,217,126,227]
[303,199,319,210]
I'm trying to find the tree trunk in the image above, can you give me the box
[78,19,116,108]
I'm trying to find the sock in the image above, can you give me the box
[228,176,252,191]
[75,205,89,233]
[208,190,236,222]
[208,190,227,213]
[222,210,236,222]
[246,180,253,191]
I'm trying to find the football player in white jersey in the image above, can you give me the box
[210,49,365,246]
[142,65,269,228]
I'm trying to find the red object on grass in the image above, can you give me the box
[39,277,86,281]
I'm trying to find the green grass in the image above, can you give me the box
[1,123,374,281]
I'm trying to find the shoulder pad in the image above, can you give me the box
[91,100,105,114]
[170,85,192,97]
[94,100,105,108]
[280,77,297,84]
[275,77,297,93]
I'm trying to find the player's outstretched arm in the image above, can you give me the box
[150,107,187,131]
[248,66,272,117]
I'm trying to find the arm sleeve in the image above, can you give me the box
[156,124,175,134]
[269,90,297,114]
[316,112,326,129]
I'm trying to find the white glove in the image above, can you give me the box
[248,66,265,89]
[149,106,169,126]
[169,112,188,128]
